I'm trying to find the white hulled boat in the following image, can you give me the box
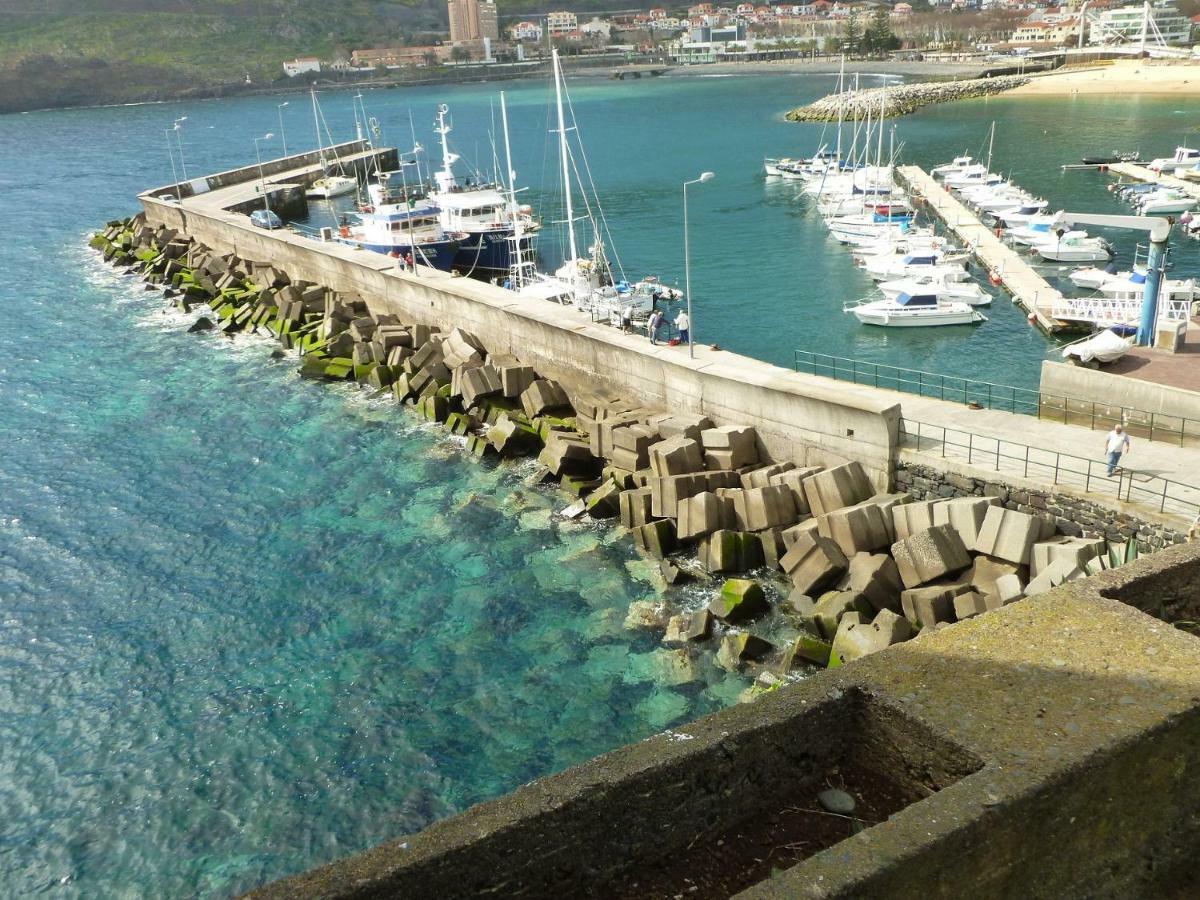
[1147,146,1200,174]
[862,252,970,282]
[1137,189,1197,215]
[844,291,986,327]
[878,275,991,306]
[305,88,359,200]
[1031,230,1113,263]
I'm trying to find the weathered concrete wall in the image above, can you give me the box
[896,458,1189,551]
[1041,359,1200,424]
[140,196,902,485]
[248,542,1200,899]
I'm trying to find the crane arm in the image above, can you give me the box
[1052,211,1172,242]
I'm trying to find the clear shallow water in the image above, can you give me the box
[1,75,1197,896]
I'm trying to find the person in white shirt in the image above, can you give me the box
[675,310,690,344]
[1104,424,1130,476]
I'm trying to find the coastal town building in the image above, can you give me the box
[1093,2,1191,44]
[510,20,543,41]
[282,57,321,77]
[547,10,580,36]
[350,46,453,68]
[448,0,500,44]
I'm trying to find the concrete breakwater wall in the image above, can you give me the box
[139,193,901,486]
[785,75,1029,122]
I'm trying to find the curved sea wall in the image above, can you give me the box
[785,75,1030,122]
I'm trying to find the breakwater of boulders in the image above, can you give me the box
[785,75,1030,123]
[92,213,1149,697]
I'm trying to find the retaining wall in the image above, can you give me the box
[140,195,902,486]
[1041,359,1200,423]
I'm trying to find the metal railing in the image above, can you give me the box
[795,350,1200,448]
[899,417,1200,522]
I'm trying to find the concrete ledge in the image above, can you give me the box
[248,542,1200,898]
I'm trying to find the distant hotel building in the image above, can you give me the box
[448,0,500,44]
[546,10,579,36]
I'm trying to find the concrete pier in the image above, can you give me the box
[896,165,1064,333]
[1108,161,1200,199]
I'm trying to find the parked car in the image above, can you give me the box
[250,209,283,229]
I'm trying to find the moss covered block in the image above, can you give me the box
[352,362,378,382]
[708,579,769,624]
[324,361,353,379]
[466,433,496,458]
[444,412,472,435]
[88,234,111,251]
[562,474,602,497]
[420,393,449,423]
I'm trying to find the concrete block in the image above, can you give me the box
[893,499,942,542]
[933,496,1000,549]
[818,501,892,556]
[740,461,794,490]
[779,532,849,596]
[656,413,714,442]
[759,528,788,571]
[538,433,597,476]
[953,590,990,620]
[649,473,709,520]
[648,437,705,477]
[848,551,903,613]
[966,555,1028,598]
[974,506,1042,566]
[461,364,503,408]
[677,491,735,541]
[802,462,873,518]
[618,488,654,529]
[699,529,764,573]
[521,380,572,418]
[632,520,677,559]
[1031,536,1106,578]
[781,518,820,548]
[716,633,773,671]
[731,485,799,531]
[993,573,1025,605]
[778,633,832,670]
[685,609,714,641]
[1024,557,1085,597]
[768,466,821,515]
[892,525,972,589]
[708,579,769,624]
[499,365,536,399]
[808,591,870,640]
[700,426,759,468]
[900,582,967,628]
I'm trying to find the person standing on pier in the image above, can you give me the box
[1104,424,1131,477]
[648,309,664,345]
[675,309,690,345]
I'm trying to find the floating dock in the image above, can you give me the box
[896,165,1064,333]
[1106,161,1200,199]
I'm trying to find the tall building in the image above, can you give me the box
[449,0,499,43]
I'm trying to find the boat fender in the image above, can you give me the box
[1027,312,1037,324]
[339,225,350,238]
[989,270,1003,286]
[1099,165,1107,173]
[994,226,1003,238]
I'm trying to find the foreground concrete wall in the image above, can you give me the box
[1041,359,1200,423]
[248,542,1200,899]
[141,197,901,484]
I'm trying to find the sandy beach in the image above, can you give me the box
[1012,60,1200,95]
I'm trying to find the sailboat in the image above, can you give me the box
[306,88,358,200]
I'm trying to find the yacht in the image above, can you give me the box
[1147,146,1200,174]
[993,201,1052,227]
[307,175,358,199]
[1136,189,1197,215]
[1031,231,1113,263]
[863,253,970,282]
[878,275,992,306]
[844,291,986,327]
[931,155,974,178]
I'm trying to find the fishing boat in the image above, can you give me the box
[843,292,986,327]
[1136,188,1197,215]
[426,104,539,278]
[332,198,464,270]
[1031,231,1113,263]
[878,275,991,306]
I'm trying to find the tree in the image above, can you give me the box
[842,11,862,56]
[863,8,900,57]
[450,45,472,62]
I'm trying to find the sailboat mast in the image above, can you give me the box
[986,121,995,172]
[500,91,526,289]
[311,87,324,166]
[552,49,579,265]
[835,54,845,164]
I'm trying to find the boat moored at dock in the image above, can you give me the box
[843,291,987,327]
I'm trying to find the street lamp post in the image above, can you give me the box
[254,133,275,213]
[165,128,181,202]
[173,117,188,182]
[682,171,715,359]
[277,102,289,156]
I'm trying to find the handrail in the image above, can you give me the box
[898,417,1200,523]
[795,350,1200,448]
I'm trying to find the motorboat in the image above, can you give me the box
[1062,328,1134,364]
[1080,151,1140,165]
[943,166,1003,190]
[878,275,992,306]
[764,157,796,178]
[844,291,986,327]
[931,155,974,178]
[828,216,912,246]
[332,201,464,270]
[1031,230,1113,263]
[1147,146,1200,174]
[863,251,970,282]
[1137,189,1197,215]
[993,201,1051,227]
[1008,216,1063,246]
[851,230,957,259]
[1097,271,1197,305]
[1069,264,1122,290]
[307,175,358,199]
[428,104,539,278]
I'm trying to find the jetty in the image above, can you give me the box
[1107,160,1200,199]
[785,75,1029,123]
[896,165,1064,333]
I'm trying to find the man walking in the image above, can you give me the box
[648,309,663,345]
[1104,424,1130,476]
[675,309,690,345]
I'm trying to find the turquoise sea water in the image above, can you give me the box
[1,74,1197,896]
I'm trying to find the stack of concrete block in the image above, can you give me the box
[1030,536,1106,578]
[973,506,1043,566]
[648,437,705,476]
[847,551,903,613]
[521,380,572,418]
[649,473,709,519]
[609,424,656,473]
[700,425,759,471]
[729,485,799,532]
[818,500,893,556]
[442,328,485,370]
[829,608,912,667]
[780,531,849,595]
[892,524,972,589]
[802,462,874,517]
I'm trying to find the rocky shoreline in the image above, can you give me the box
[785,74,1030,122]
[91,213,1171,695]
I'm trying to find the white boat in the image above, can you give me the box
[844,291,986,327]
[1069,265,1123,290]
[852,232,962,261]
[1031,230,1113,263]
[1008,216,1063,246]
[931,155,974,178]
[993,201,1051,226]
[943,166,1003,190]
[1147,146,1200,174]
[863,254,970,282]
[1097,271,1197,304]
[307,175,358,199]
[971,190,1035,215]
[828,218,912,246]
[1062,328,1134,364]
[1137,189,1197,215]
[332,200,464,270]
[878,275,992,306]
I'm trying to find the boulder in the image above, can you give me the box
[892,525,972,589]
[187,316,213,333]
[708,579,769,624]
